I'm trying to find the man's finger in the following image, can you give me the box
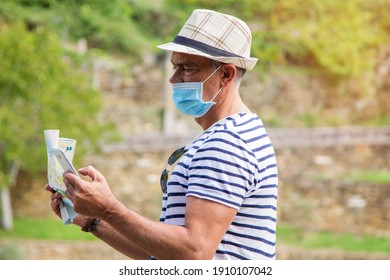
[78,166,102,182]
[65,189,73,199]
[63,172,83,189]
[45,184,55,193]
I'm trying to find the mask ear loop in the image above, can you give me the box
[202,65,223,102]
[202,65,223,83]
[209,86,223,103]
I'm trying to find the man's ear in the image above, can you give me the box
[220,64,237,87]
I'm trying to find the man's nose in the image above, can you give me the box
[169,70,182,84]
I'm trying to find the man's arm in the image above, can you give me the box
[103,195,237,259]
[90,219,151,260]
[47,184,150,259]
[63,167,237,259]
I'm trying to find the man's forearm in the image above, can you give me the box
[102,201,202,260]
[92,219,151,260]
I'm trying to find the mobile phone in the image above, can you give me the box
[52,148,80,177]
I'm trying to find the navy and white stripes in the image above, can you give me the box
[159,113,278,259]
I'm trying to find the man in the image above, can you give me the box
[47,9,278,260]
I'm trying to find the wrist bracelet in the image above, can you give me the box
[81,218,100,232]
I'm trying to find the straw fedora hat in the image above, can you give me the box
[157,9,258,70]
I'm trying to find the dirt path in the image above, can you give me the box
[2,239,390,260]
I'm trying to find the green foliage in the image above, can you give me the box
[345,169,390,184]
[272,0,380,78]
[0,0,150,56]
[0,0,388,129]
[277,224,390,253]
[0,21,117,186]
[0,217,96,240]
[130,1,180,43]
[164,0,388,78]
[57,0,147,54]
[2,0,388,78]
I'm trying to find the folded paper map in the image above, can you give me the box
[44,129,78,224]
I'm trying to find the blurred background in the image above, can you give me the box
[0,0,389,260]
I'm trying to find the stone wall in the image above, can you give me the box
[276,145,390,236]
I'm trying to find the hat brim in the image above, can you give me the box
[157,42,258,70]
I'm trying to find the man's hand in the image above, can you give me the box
[63,166,119,219]
[45,184,62,218]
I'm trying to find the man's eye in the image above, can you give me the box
[183,67,196,73]
[171,65,197,75]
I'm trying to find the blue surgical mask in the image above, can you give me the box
[172,66,222,118]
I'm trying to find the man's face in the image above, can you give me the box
[169,52,221,101]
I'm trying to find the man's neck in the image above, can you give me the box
[196,91,251,130]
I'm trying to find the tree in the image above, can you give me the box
[0,22,117,230]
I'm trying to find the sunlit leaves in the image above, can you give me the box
[0,22,116,186]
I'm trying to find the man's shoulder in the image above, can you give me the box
[214,113,268,140]
[191,113,269,150]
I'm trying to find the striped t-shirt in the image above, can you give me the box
[159,112,278,259]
